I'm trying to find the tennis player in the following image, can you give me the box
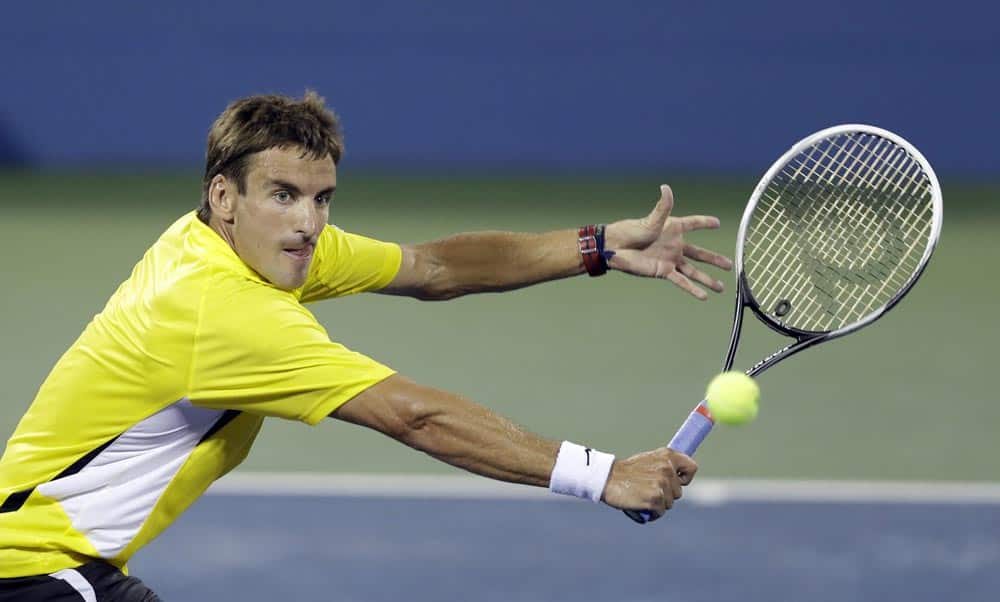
[0,91,732,601]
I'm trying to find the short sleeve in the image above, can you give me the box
[188,277,395,425]
[297,225,402,303]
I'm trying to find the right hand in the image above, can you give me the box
[601,448,697,521]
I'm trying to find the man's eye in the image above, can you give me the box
[274,191,292,204]
[316,195,331,207]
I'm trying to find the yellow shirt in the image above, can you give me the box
[0,212,401,577]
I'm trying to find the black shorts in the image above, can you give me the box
[0,561,160,601]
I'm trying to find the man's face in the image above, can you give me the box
[226,146,335,290]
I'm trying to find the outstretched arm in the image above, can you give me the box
[332,373,697,519]
[379,185,733,301]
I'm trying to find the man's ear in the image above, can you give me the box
[208,174,238,223]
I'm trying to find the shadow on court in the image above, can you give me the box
[131,494,1000,602]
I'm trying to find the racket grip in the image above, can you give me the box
[667,401,715,456]
[623,401,714,525]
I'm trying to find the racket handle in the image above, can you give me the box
[623,401,714,525]
[667,401,715,456]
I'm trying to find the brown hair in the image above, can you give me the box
[198,91,343,222]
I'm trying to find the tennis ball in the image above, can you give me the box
[705,372,759,426]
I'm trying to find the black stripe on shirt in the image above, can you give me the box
[0,435,119,514]
[198,409,241,443]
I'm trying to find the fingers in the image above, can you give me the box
[653,450,698,515]
[666,271,708,301]
[651,187,720,235]
[646,185,674,231]
[668,451,699,486]
[678,262,724,293]
[658,450,685,509]
[658,185,675,215]
[667,471,683,503]
[655,472,682,514]
[684,243,734,271]
[679,215,721,233]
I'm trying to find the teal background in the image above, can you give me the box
[1,171,997,482]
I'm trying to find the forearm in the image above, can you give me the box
[416,229,584,299]
[334,375,559,487]
[401,389,560,486]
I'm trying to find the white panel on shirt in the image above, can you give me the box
[37,398,224,558]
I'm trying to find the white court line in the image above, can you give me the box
[207,472,1000,506]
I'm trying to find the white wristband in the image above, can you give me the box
[548,441,615,503]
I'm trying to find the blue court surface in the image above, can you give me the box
[131,476,1000,602]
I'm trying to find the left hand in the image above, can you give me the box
[605,184,734,300]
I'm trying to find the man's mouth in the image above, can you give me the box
[283,244,315,260]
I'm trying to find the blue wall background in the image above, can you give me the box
[1,1,996,173]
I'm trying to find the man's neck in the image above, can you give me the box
[207,216,238,253]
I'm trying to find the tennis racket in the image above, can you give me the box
[625,124,943,524]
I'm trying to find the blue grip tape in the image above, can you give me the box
[625,403,715,524]
[667,403,714,457]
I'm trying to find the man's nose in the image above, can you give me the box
[293,201,319,236]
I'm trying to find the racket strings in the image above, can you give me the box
[754,137,891,312]
[748,138,881,323]
[840,155,931,321]
[744,131,935,333]
[796,138,923,320]
[754,135,933,330]
[762,138,931,331]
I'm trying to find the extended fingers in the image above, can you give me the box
[644,185,675,232]
[684,243,734,271]
[679,215,721,232]
[678,262,724,293]
[666,271,708,301]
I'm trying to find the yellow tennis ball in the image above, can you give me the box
[705,371,760,425]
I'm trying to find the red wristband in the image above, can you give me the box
[578,224,608,277]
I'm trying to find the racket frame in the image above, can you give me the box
[624,124,943,525]
[732,123,944,378]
